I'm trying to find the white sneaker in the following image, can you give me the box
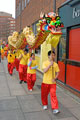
[43,105,48,110]
[53,109,60,114]
[29,89,32,92]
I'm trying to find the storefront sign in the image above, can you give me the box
[59,1,80,27]
[73,8,80,18]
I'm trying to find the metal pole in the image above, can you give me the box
[53,0,56,13]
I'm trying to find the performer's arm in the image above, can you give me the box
[43,61,53,73]
[28,58,32,67]
[30,66,38,69]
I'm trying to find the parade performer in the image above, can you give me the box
[13,49,20,71]
[27,53,38,91]
[41,50,60,114]
[4,47,8,58]
[1,46,4,60]
[18,48,29,84]
[4,50,8,58]
[7,50,15,75]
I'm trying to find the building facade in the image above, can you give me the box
[15,0,80,95]
[58,0,80,94]
[0,12,15,42]
[16,0,66,32]
[15,0,67,69]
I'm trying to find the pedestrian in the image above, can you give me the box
[27,53,38,91]
[7,50,15,75]
[13,49,20,71]
[18,48,29,84]
[41,50,60,114]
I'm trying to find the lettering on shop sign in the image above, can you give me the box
[73,8,80,18]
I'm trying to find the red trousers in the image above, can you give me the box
[15,58,20,71]
[27,73,36,90]
[1,54,4,60]
[4,51,7,58]
[19,64,27,82]
[41,83,58,110]
[8,62,14,75]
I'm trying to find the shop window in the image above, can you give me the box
[22,0,25,10]
[32,21,38,35]
[25,0,27,7]
[59,28,66,62]
[27,0,30,4]
[35,46,41,55]
[32,21,41,55]
[19,3,21,16]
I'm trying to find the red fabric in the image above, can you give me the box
[27,73,36,90]
[15,58,20,71]
[41,83,58,110]
[19,64,27,81]
[4,51,7,57]
[1,54,4,60]
[8,62,14,74]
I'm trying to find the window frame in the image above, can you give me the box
[58,28,67,62]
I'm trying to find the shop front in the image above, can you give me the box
[58,0,80,93]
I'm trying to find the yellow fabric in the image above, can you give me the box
[19,49,24,54]
[42,60,60,84]
[1,49,4,54]
[20,53,30,65]
[27,59,37,74]
[27,53,31,59]
[7,53,15,63]
[46,34,61,48]
[8,50,10,54]
[13,50,16,58]
[14,50,21,58]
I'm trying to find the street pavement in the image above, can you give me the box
[0,58,80,120]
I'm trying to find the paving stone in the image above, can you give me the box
[54,117,77,120]
[24,111,51,120]
[69,107,80,120]
[22,84,41,95]
[0,63,4,73]
[2,59,8,74]
[34,94,74,119]
[0,96,16,100]
[17,95,35,101]
[0,110,24,120]
[57,92,71,98]
[0,75,10,97]
[47,102,73,120]
[6,74,26,96]
[17,95,43,113]
[0,98,20,111]
[59,97,80,108]
[0,59,80,120]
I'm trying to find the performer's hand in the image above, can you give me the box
[21,54,23,58]
[30,58,32,61]
[52,78,56,83]
[49,61,53,67]
[30,67,32,69]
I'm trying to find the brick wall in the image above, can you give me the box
[56,0,67,12]
[16,0,67,32]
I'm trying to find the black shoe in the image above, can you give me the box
[10,74,12,76]
[24,81,27,83]
[19,80,23,84]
